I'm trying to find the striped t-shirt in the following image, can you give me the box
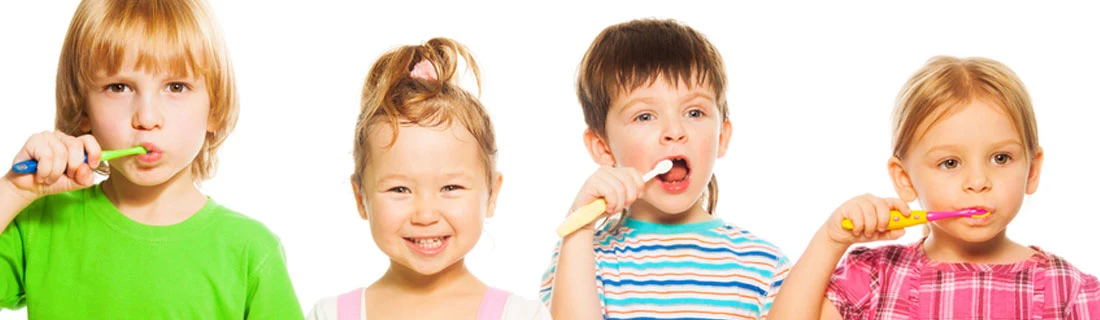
[539,217,790,319]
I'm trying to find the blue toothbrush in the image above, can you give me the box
[12,146,148,174]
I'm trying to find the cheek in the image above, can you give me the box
[911,169,954,207]
[368,199,407,238]
[608,129,656,167]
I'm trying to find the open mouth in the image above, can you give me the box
[657,158,690,183]
[656,157,691,194]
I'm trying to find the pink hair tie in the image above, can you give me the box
[410,60,438,81]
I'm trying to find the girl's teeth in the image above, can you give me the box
[412,237,444,249]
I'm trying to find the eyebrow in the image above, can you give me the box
[925,139,1024,154]
[375,172,474,183]
[617,96,659,113]
[617,90,716,113]
[681,91,716,104]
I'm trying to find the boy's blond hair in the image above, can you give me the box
[56,0,238,182]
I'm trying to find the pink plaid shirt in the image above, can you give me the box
[827,238,1100,319]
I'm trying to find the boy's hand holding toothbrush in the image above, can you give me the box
[558,160,673,237]
[821,194,911,246]
[4,132,103,203]
[564,166,647,234]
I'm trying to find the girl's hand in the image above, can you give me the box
[822,194,911,246]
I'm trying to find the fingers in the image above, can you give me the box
[869,196,893,233]
[61,135,86,181]
[856,196,878,237]
[886,197,911,216]
[78,134,102,169]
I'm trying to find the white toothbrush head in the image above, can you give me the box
[643,160,674,182]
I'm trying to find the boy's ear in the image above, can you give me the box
[486,171,504,219]
[717,118,733,158]
[888,156,918,202]
[350,175,369,220]
[1025,146,1044,194]
[79,114,92,133]
[584,129,616,166]
[207,115,218,133]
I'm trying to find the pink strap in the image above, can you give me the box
[336,288,363,320]
[475,287,509,320]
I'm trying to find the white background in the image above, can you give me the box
[1,1,1098,317]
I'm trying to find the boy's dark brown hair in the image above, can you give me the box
[577,18,728,220]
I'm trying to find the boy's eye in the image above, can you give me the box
[938,159,960,170]
[167,82,190,93]
[387,186,410,193]
[441,185,465,192]
[991,153,1012,165]
[105,83,131,93]
[635,113,654,122]
[686,109,703,118]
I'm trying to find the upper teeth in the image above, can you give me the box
[411,237,444,249]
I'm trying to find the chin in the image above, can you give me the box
[114,167,184,186]
[400,257,457,276]
[943,225,1007,244]
[643,193,702,215]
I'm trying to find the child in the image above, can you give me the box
[305,38,550,320]
[769,56,1100,319]
[540,19,790,319]
[0,0,302,318]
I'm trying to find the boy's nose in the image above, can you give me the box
[661,119,687,143]
[132,94,164,130]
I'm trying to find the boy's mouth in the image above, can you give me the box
[657,157,690,183]
[656,157,691,193]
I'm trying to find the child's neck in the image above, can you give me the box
[377,259,484,296]
[627,197,712,225]
[923,229,1035,264]
[101,169,206,226]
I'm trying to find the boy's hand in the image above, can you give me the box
[821,194,911,246]
[5,132,101,201]
[568,166,646,231]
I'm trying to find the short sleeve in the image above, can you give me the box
[538,239,607,316]
[761,253,792,317]
[0,198,45,310]
[826,246,880,318]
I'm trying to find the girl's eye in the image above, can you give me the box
[991,153,1012,165]
[686,109,703,118]
[635,113,654,122]
[105,84,130,93]
[938,159,960,170]
[441,185,465,192]
[388,186,410,193]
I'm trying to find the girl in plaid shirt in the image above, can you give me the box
[770,56,1100,319]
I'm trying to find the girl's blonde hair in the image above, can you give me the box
[577,19,727,230]
[352,38,496,197]
[893,56,1038,236]
[56,0,238,182]
[893,56,1038,160]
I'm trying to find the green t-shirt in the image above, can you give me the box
[0,184,304,319]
